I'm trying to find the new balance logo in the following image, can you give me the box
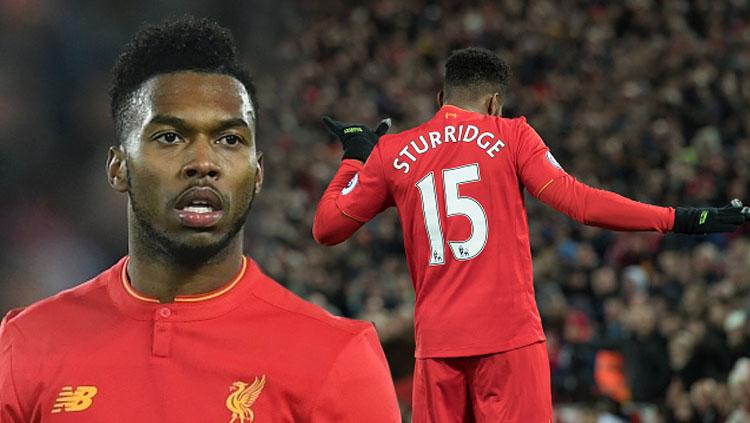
[52,386,98,413]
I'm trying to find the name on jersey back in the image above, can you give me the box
[393,124,505,174]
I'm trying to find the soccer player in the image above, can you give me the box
[312,47,750,422]
[0,17,401,422]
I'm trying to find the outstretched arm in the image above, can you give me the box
[535,173,675,232]
[517,119,749,234]
[536,174,749,234]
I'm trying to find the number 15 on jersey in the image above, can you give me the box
[416,163,489,266]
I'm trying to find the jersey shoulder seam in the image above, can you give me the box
[250,282,370,337]
[7,280,108,326]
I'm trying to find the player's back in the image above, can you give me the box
[374,104,546,358]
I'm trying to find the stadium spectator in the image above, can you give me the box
[727,358,750,423]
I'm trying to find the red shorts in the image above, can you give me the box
[412,341,552,423]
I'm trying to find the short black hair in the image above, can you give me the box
[444,47,510,100]
[110,16,257,141]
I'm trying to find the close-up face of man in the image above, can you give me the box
[107,71,263,263]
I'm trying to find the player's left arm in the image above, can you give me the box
[516,120,749,234]
[309,325,401,422]
[313,117,393,245]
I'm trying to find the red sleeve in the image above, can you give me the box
[515,119,674,232]
[312,160,366,245]
[313,144,394,245]
[0,315,29,423]
[538,175,675,232]
[310,326,401,422]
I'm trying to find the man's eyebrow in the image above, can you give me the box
[146,115,250,132]
[147,114,188,129]
[215,118,250,132]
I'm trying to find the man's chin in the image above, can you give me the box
[129,190,251,265]
[163,237,232,265]
[142,223,239,265]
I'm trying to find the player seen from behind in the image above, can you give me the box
[313,47,750,422]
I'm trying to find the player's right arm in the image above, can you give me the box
[312,117,394,245]
[515,119,749,234]
[312,159,369,245]
[0,310,31,422]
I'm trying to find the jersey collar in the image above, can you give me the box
[439,104,478,118]
[108,256,259,321]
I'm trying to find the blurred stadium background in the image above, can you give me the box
[2,0,750,421]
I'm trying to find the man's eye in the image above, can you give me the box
[155,132,180,143]
[219,135,243,146]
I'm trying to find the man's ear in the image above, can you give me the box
[488,93,503,117]
[254,151,264,195]
[107,146,128,193]
[437,89,445,107]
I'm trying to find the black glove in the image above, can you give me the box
[673,199,750,234]
[322,116,392,162]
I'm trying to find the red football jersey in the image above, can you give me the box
[0,257,401,422]
[315,105,673,358]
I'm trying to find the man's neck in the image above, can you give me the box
[126,240,244,303]
[443,101,485,115]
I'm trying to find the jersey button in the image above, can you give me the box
[158,307,172,318]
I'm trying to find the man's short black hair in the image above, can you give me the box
[444,47,510,100]
[110,16,257,141]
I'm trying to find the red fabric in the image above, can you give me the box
[312,160,366,245]
[411,341,552,423]
[317,106,547,358]
[536,174,674,232]
[393,375,414,406]
[0,257,400,422]
[510,117,673,232]
[313,105,675,359]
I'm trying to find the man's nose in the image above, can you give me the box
[181,138,220,179]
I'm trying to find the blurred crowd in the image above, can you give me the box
[2,0,750,421]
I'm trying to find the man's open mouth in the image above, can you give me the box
[174,187,225,228]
